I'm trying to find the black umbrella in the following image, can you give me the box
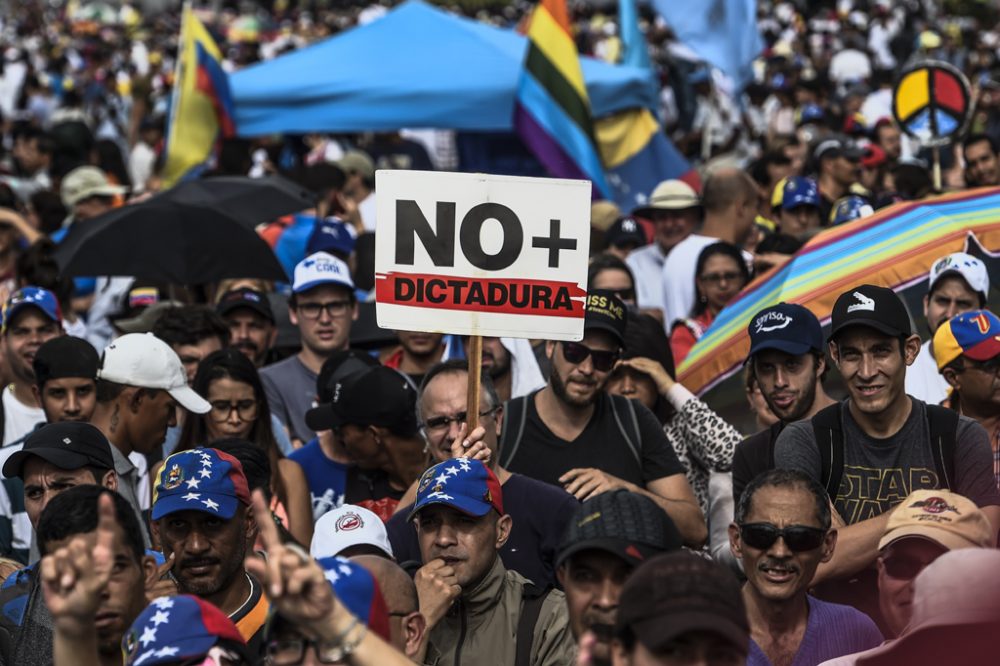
[52,176,312,283]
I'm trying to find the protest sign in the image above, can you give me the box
[375,170,592,341]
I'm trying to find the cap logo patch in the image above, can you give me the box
[62,437,72,445]
[754,311,793,333]
[847,291,875,313]
[163,464,184,490]
[625,545,643,561]
[912,497,960,516]
[335,511,363,532]
[973,312,991,334]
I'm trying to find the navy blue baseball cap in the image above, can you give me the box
[746,303,824,359]
[408,458,504,522]
[780,177,820,210]
[307,216,357,257]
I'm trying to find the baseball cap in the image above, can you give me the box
[927,252,989,303]
[292,251,355,294]
[3,422,114,479]
[829,284,911,340]
[814,137,864,162]
[306,217,357,257]
[215,287,275,324]
[615,551,749,655]
[408,458,503,522]
[97,333,211,414]
[314,556,390,640]
[60,166,126,208]
[305,365,418,436]
[109,282,170,329]
[779,177,820,210]
[2,287,61,333]
[878,489,993,551]
[556,490,682,568]
[591,201,622,232]
[605,217,646,249]
[335,150,375,181]
[932,310,1000,370]
[829,195,874,226]
[797,103,825,125]
[151,448,251,521]
[632,180,701,217]
[316,349,381,403]
[746,303,824,358]
[311,504,394,559]
[32,335,99,387]
[861,143,888,169]
[123,595,250,666]
[113,301,181,335]
[585,290,627,347]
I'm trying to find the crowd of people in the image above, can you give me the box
[0,0,997,665]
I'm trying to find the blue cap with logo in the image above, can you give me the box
[2,286,61,333]
[151,449,251,521]
[292,251,354,294]
[123,595,249,666]
[780,177,820,211]
[747,303,824,359]
[306,216,358,257]
[408,458,504,522]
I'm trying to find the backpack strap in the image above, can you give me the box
[925,405,959,490]
[810,402,845,501]
[515,584,551,666]
[498,395,530,469]
[609,395,642,468]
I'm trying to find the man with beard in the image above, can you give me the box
[730,469,882,665]
[962,134,1000,187]
[733,304,835,502]
[462,336,546,403]
[0,287,64,446]
[814,138,863,223]
[216,287,278,368]
[150,448,268,653]
[384,331,445,387]
[499,291,705,547]
[556,490,681,666]
[905,252,988,405]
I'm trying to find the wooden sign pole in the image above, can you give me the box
[466,335,483,433]
[932,145,943,192]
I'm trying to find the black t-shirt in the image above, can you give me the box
[502,391,686,489]
[386,473,579,588]
[731,422,784,504]
[344,467,405,523]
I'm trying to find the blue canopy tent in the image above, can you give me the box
[230,0,658,135]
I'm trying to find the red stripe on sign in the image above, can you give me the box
[375,272,586,317]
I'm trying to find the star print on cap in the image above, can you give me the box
[316,556,391,641]
[123,595,249,666]
[151,448,251,521]
[407,457,503,522]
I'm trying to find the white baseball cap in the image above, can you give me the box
[292,251,354,294]
[97,333,211,414]
[310,504,394,560]
[928,252,989,303]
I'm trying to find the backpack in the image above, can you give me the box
[499,392,642,470]
[809,402,958,501]
[515,583,551,666]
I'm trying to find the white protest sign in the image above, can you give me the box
[375,170,591,340]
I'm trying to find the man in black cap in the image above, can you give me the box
[732,303,836,502]
[216,287,278,368]
[305,365,428,522]
[774,284,1000,623]
[499,290,705,547]
[556,490,682,666]
[608,551,748,666]
[814,138,863,222]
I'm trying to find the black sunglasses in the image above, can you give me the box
[739,523,827,552]
[882,553,942,580]
[561,341,620,372]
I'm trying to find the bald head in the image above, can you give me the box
[702,167,757,215]
[352,554,418,613]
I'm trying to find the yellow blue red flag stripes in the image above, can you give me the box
[162,5,236,186]
[514,0,612,198]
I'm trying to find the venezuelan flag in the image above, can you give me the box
[514,0,611,198]
[162,6,236,186]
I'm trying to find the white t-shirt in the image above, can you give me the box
[2,387,45,446]
[625,242,668,311]
[905,339,951,406]
[358,192,377,232]
[660,234,716,329]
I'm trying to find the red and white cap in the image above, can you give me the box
[310,504,394,560]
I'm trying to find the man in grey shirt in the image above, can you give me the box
[774,284,1000,630]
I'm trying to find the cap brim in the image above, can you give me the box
[168,385,211,414]
[305,403,345,432]
[631,611,748,656]
[216,300,275,323]
[151,492,239,521]
[584,321,625,346]
[3,447,92,479]
[963,337,1000,362]
[407,497,492,523]
[632,202,700,217]
[878,528,982,552]
[830,318,907,339]
[293,277,354,294]
[747,339,816,360]
[556,538,666,568]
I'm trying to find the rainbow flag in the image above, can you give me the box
[162,6,236,186]
[514,0,611,198]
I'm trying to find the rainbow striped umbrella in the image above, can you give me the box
[678,187,1000,396]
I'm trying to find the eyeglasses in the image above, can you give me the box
[208,399,258,422]
[882,553,943,580]
[265,637,356,665]
[699,271,743,285]
[561,341,620,372]
[960,358,1000,377]
[296,300,352,320]
[738,522,827,552]
[422,407,498,434]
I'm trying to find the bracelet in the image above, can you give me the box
[317,618,368,663]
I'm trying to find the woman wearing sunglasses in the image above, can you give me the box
[670,241,751,365]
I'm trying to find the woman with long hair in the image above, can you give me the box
[670,241,751,365]
[177,348,312,545]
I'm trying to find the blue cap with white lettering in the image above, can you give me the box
[746,303,824,359]
[292,251,355,294]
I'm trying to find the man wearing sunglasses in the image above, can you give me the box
[499,291,706,548]
[261,251,358,446]
[935,310,1000,488]
[729,469,883,666]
